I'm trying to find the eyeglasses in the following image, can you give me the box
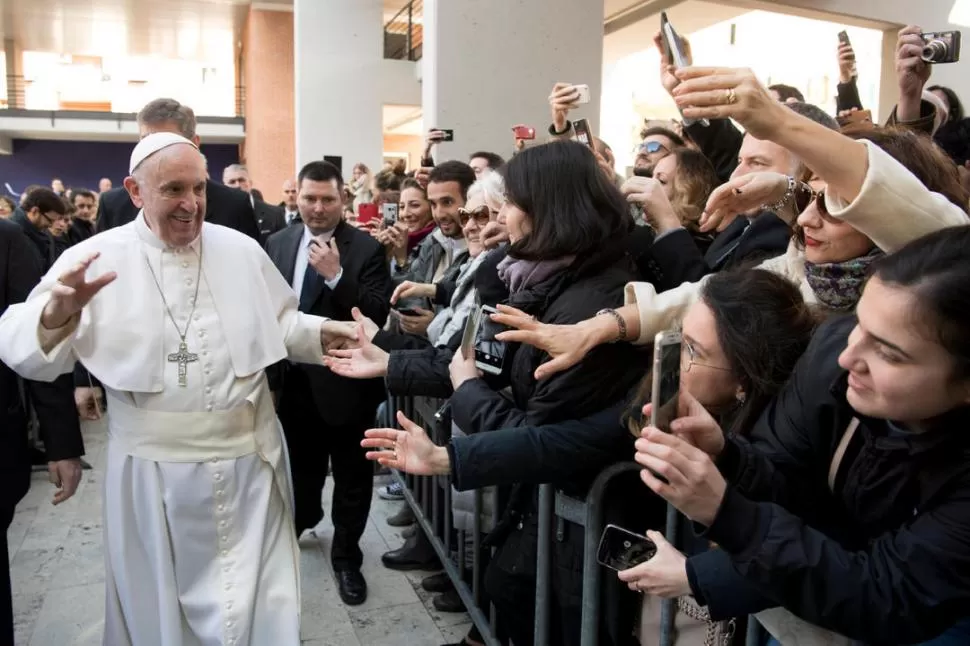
[457,205,491,226]
[794,185,829,217]
[682,339,732,374]
[636,141,669,156]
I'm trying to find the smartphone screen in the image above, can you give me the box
[382,203,399,226]
[650,332,682,432]
[572,118,594,149]
[474,307,509,375]
[596,524,657,572]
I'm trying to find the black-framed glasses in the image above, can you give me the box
[457,205,491,226]
[682,339,732,374]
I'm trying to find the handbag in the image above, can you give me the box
[637,595,735,646]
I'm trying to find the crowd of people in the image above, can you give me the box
[1,21,970,646]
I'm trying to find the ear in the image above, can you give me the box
[191,135,202,147]
[123,176,145,208]
[735,385,747,405]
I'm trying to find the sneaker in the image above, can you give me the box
[378,481,406,501]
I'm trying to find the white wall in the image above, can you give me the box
[753,0,970,103]
[294,0,385,175]
[422,0,606,163]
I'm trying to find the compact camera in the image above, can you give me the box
[921,31,962,64]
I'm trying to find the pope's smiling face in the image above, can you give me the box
[125,144,208,248]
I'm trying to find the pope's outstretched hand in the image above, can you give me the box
[41,252,117,329]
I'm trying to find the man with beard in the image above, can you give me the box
[0,132,354,644]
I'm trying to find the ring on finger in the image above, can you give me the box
[726,88,738,105]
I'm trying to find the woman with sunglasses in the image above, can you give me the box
[490,68,970,381]
[362,267,818,645]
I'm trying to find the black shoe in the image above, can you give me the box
[336,569,368,606]
[381,533,440,571]
[402,524,417,539]
[387,504,415,527]
[421,572,454,593]
[433,588,466,613]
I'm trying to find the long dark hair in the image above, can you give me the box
[501,140,632,264]
[927,85,965,123]
[625,269,817,436]
[871,225,970,380]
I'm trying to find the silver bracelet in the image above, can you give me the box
[762,176,796,213]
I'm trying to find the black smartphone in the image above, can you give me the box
[435,128,455,142]
[596,524,657,572]
[650,330,682,433]
[838,30,851,46]
[921,31,962,64]
[394,306,422,317]
[572,118,594,149]
[474,305,510,375]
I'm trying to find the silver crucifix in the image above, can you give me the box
[167,341,199,387]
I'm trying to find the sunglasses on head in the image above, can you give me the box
[457,205,491,226]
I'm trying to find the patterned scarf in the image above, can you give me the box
[805,248,883,311]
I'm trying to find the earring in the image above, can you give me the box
[736,392,747,405]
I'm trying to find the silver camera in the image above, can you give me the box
[921,31,962,64]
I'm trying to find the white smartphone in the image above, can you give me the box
[460,307,481,361]
[473,305,510,375]
[572,84,591,104]
[382,202,399,227]
[650,330,682,433]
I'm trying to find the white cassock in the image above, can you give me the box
[0,213,327,646]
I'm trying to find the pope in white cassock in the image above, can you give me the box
[0,133,354,645]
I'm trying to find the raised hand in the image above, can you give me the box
[653,30,694,95]
[672,67,786,141]
[621,176,681,234]
[481,221,510,250]
[41,252,117,329]
[361,411,450,476]
[324,324,390,379]
[490,304,596,380]
[895,25,931,123]
[701,171,790,232]
[308,237,341,281]
[549,82,580,134]
[838,41,857,84]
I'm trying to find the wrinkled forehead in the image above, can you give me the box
[143,144,207,185]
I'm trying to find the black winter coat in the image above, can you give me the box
[698,315,970,644]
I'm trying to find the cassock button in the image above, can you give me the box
[226,601,232,609]
[185,278,192,286]
[206,387,212,394]
[221,549,228,557]
[221,535,229,543]
[181,262,189,269]
[218,505,225,512]
[214,473,223,481]
[206,405,213,411]
[215,490,224,497]
[219,521,227,528]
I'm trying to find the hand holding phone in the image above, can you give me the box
[597,524,657,572]
[571,84,591,104]
[572,118,595,149]
[660,13,708,127]
[650,330,682,433]
[474,305,511,375]
[512,124,537,140]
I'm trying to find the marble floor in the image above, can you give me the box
[9,420,472,645]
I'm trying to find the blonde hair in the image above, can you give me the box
[667,148,719,232]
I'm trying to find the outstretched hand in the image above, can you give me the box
[41,252,117,329]
[701,171,789,232]
[324,324,390,379]
[491,304,595,380]
[361,411,450,476]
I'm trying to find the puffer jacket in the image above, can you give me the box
[694,315,970,644]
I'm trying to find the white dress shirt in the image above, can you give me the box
[292,225,342,298]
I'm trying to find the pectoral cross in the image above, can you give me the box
[167,341,199,387]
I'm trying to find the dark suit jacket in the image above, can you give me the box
[265,220,393,426]
[0,220,84,511]
[651,213,792,291]
[96,179,261,241]
[253,198,285,242]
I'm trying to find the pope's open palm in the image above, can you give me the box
[42,252,117,329]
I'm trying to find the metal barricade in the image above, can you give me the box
[387,394,501,646]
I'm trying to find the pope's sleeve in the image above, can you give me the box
[258,250,326,366]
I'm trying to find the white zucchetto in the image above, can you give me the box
[129,132,199,174]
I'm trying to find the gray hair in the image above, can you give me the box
[223,163,249,176]
[137,98,197,140]
[477,170,506,208]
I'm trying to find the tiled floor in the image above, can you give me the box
[9,420,472,645]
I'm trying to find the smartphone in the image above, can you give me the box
[460,307,481,360]
[512,124,537,140]
[435,128,455,142]
[596,524,657,572]
[837,30,851,46]
[394,306,421,317]
[572,84,591,104]
[650,330,682,433]
[660,12,709,127]
[571,118,594,149]
[357,202,378,225]
[921,31,962,64]
[474,305,510,375]
[382,202,399,227]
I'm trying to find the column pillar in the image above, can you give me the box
[422,0,605,163]
[294,0,384,177]
[876,26,900,123]
[242,6,295,201]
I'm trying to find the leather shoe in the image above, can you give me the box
[387,504,415,527]
[402,524,417,539]
[421,572,454,593]
[433,588,466,613]
[381,533,440,571]
[336,569,368,606]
